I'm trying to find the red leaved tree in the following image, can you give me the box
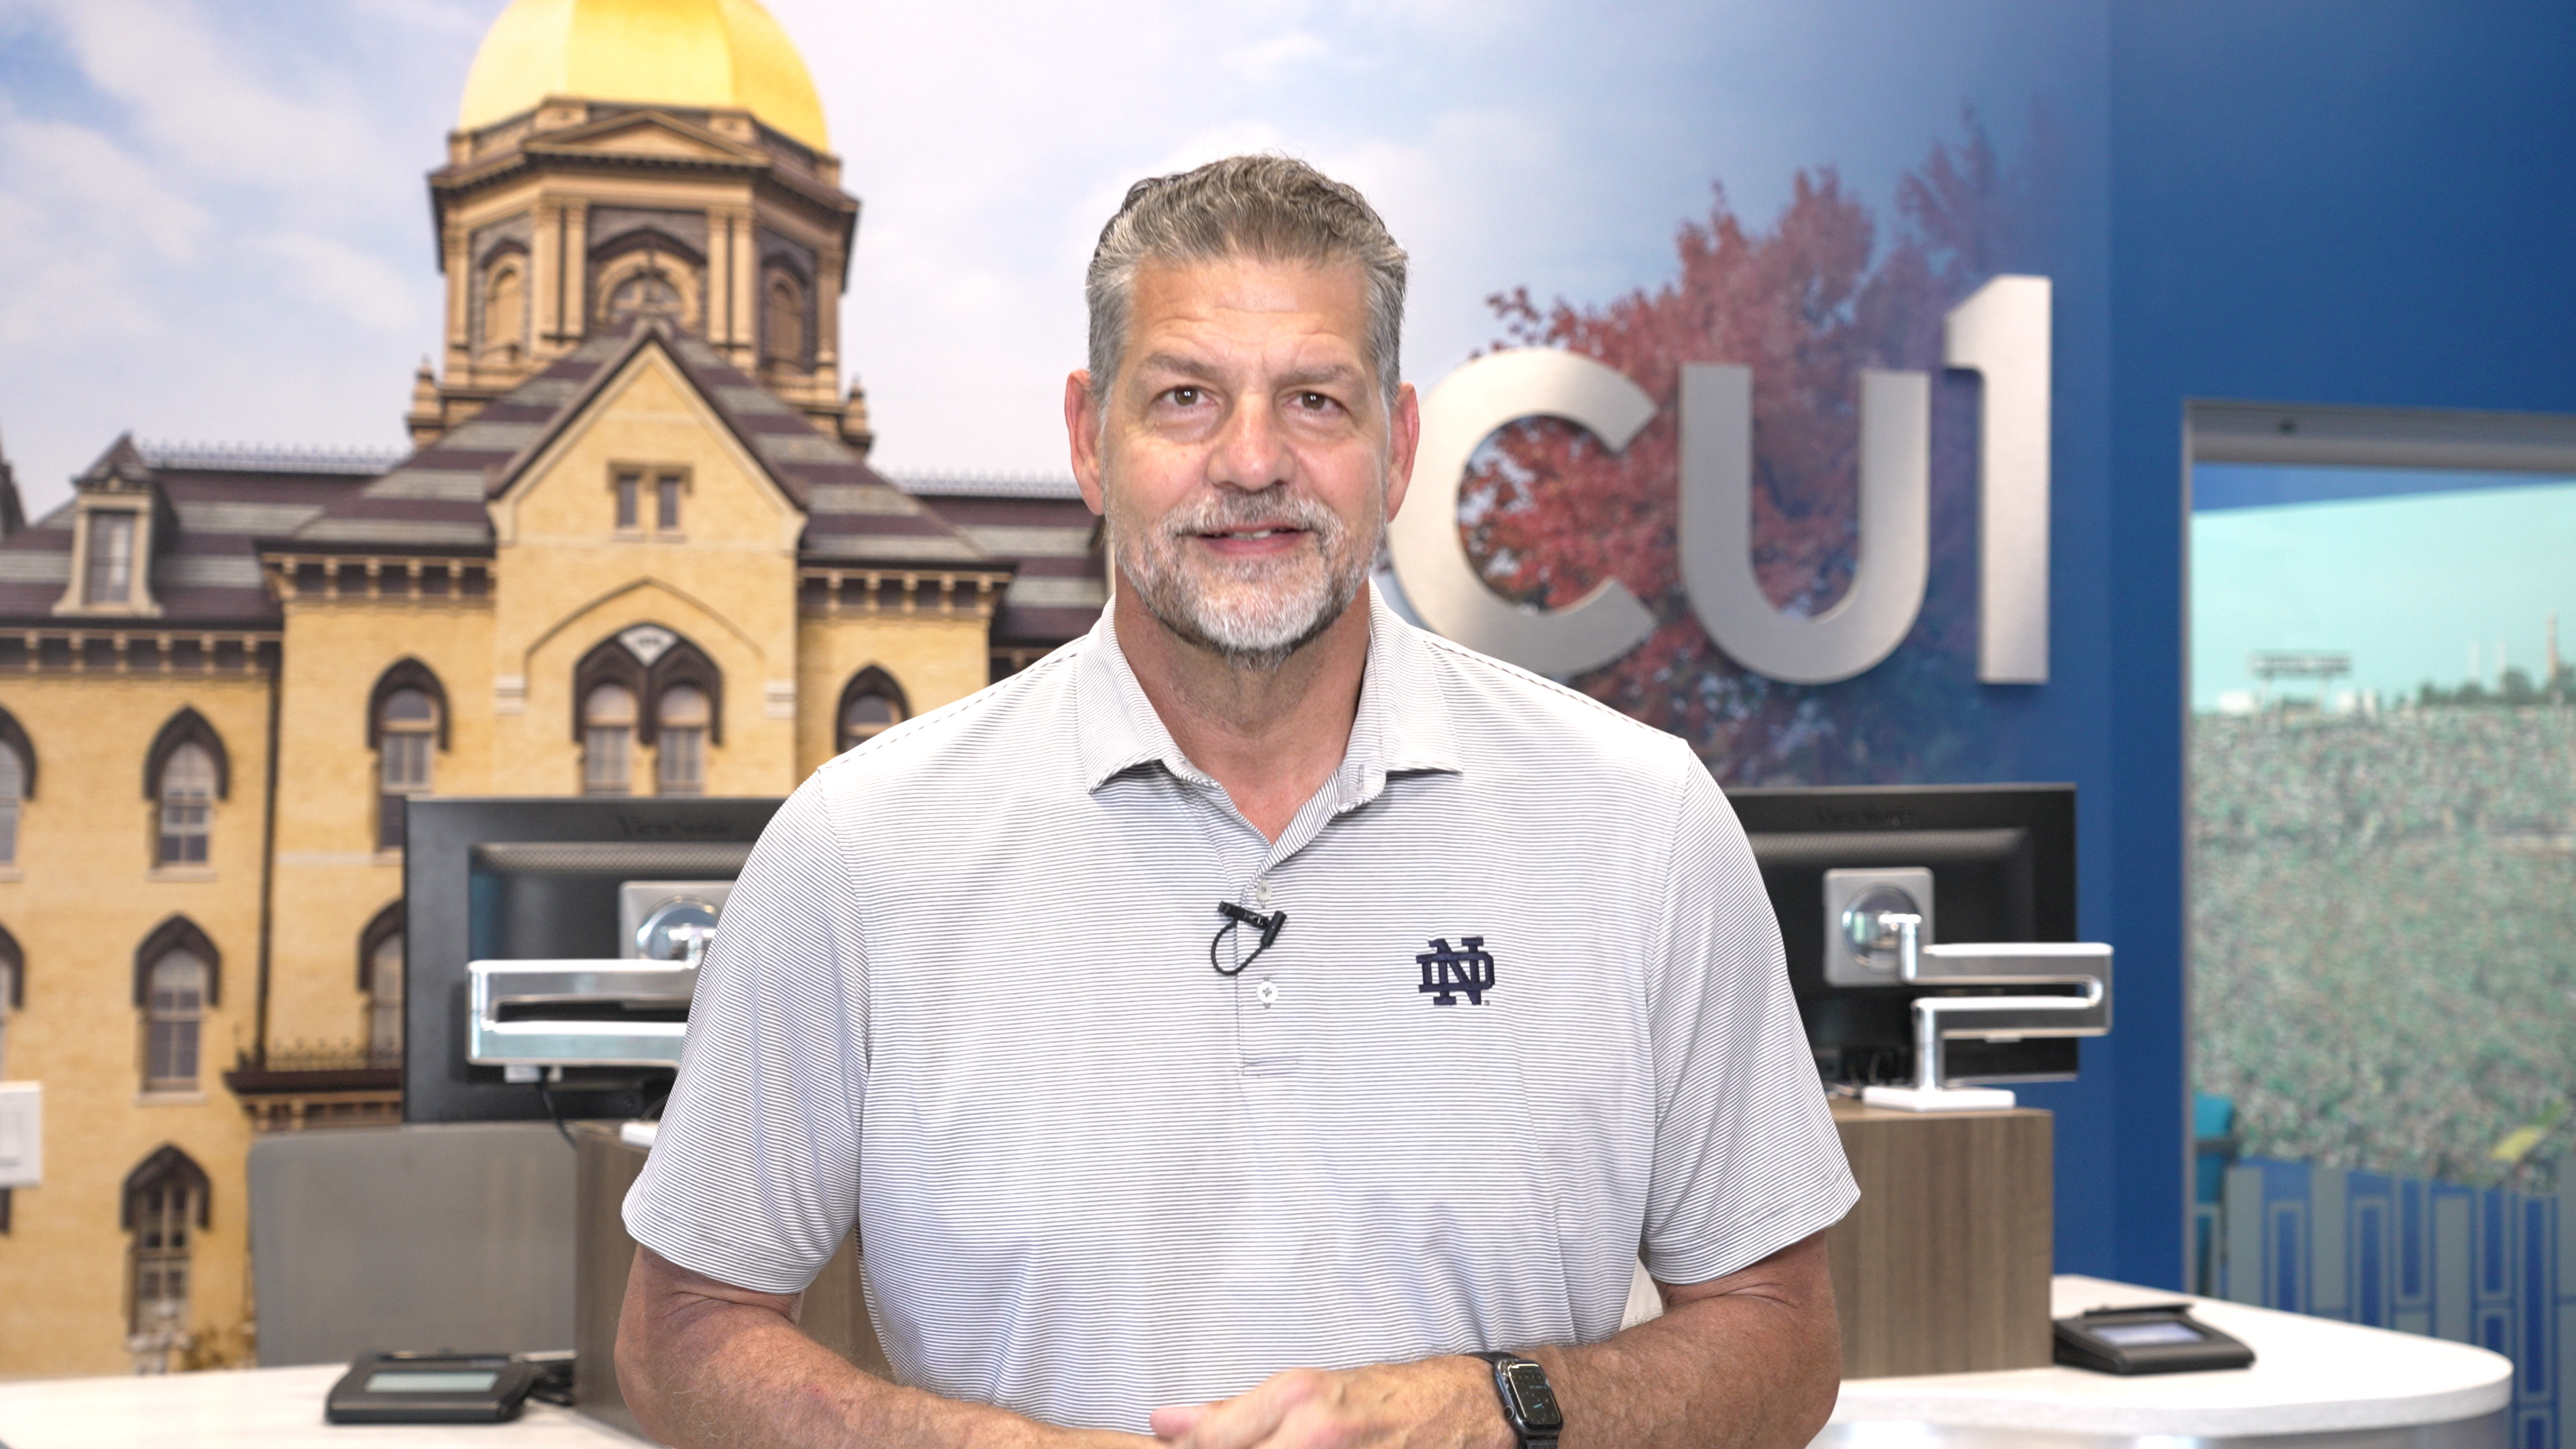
[1456,116,2049,783]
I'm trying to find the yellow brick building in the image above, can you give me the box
[0,0,1103,1377]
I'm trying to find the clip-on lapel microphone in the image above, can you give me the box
[1210,900,1287,977]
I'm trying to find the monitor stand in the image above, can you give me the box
[1862,1083,2018,1112]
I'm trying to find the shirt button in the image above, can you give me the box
[1254,878,1273,909]
[1256,980,1279,1008]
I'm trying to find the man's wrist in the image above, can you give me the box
[1446,1356,1521,1449]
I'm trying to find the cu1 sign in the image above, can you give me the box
[1388,275,2051,686]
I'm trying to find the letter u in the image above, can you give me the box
[1678,364,1930,686]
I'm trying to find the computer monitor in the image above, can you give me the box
[1724,784,2079,1087]
[402,797,784,1124]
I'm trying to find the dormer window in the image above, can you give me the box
[85,512,136,604]
[58,439,161,617]
[60,494,158,618]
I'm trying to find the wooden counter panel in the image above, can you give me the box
[1827,1099,2054,1378]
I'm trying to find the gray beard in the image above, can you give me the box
[1112,486,1379,672]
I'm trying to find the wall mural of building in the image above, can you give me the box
[0,0,1103,1377]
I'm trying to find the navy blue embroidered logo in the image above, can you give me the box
[1416,936,1496,1006]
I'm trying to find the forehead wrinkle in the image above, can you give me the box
[1274,362,1367,391]
[1132,350,1226,382]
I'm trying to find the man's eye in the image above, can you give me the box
[1167,386,1204,407]
[1293,392,1335,411]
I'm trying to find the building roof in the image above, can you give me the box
[0,437,380,629]
[0,335,1116,649]
[894,487,1106,647]
[289,321,989,570]
[458,0,829,152]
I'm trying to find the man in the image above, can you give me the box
[619,155,1857,1449]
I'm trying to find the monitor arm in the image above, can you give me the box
[1862,911,2113,1112]
[466,928,709,1075]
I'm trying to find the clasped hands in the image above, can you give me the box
[1072,1356,1517,1449]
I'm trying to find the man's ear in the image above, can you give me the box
[1382,380,1421,523]
[1065,370,1108,517]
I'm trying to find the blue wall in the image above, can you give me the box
[2082,0,2576,1287]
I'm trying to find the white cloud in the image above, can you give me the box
[15,0,384,191]
[0,105,210,344]
[256,232,419,332]
[0,109,207,262]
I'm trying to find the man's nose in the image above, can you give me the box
[1207,395,1293,491]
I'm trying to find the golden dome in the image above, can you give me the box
[458,0,829,152]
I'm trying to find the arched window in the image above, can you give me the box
[122,1146,209,1342]
[131,917,217,1096]
[584,684,637,795]
[656,686,710,795]
[837,667,910,753]
[143,953,207,1091]
[574,627,722,794]
[482,257,526,361]
[359,904,404,1066]
[0,739,22,867]
[144,710,227,869]
[376,689,437,851]
[763,269,806,366]
[157,745,214,867]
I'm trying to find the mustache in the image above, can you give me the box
[1157,490,1346,541]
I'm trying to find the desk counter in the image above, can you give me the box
[0,1277,2513,1449]
[1825,1276,2512,1448]
[0,1363,639,1449]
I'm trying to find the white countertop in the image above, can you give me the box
[0,1277,2512,1446]
[1829,1275,2513,1437]
[0,1363,643,1449]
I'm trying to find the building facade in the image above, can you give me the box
[0,0,1103,1377]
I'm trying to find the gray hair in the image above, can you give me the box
[1085,155,1409,409]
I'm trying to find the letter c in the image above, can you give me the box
[1385,349,1658,676]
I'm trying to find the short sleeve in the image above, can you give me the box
[623,774,871,1295]
[1638,761,1858,1285]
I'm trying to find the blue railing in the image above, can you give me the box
[2203,1155,2561,1449]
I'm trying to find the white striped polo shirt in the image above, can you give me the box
[625,588,1857,1433]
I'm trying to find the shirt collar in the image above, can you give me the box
[1074,586,1464,799]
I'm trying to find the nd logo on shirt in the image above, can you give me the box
[1416,936,1496,1006]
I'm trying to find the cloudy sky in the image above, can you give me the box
[0,0,2097,518]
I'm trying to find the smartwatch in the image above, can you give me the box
[1466,1351,1564,1449]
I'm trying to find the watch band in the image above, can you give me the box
[1466,1351,1564,1449]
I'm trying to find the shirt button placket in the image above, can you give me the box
[1241,872,1285,1067]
